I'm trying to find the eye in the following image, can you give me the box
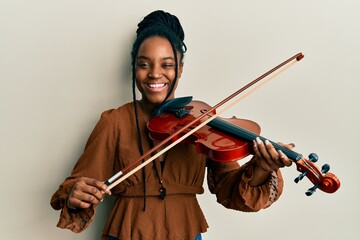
[162,62,175,69]
[137,62,150,69]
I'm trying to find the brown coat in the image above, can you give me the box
[50,102,284,240]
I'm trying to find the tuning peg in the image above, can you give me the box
[305,183,319,196]
[294,172,307,183]
[308,153,318,162]
[321,164,330,174]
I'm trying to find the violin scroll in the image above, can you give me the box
[294,153,340,196]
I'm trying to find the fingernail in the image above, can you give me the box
[265,139,270,145]
[253,140,257,147]
[278,150,285,158]
[256,137,262,144]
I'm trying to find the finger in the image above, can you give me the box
[81,182,109,202]
[85,178,112,195]
[262,140,286,170]
[277,142,295,150]
[278,150,293,167]
[71,186,103,207]
[67,186,94,209]
[69,178,107,206]
[255,137,271,160]
[264,140,280,160]
[252,139,261,156]
[67,195,92,209]
[253,138,272,172]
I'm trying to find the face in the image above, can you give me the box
[135,36,183,107]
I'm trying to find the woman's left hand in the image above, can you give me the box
[253,137,293,172]
[249,137,293,186]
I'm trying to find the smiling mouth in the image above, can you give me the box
[146,83,167,89]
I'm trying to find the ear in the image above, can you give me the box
[178,62,184,79]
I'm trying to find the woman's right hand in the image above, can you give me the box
[67,177,111,209]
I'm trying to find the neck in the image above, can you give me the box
[139,95,175,122]
[138,99,157,122]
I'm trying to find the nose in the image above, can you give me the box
[148,65,162,79]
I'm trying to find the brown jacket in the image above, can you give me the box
[50,101,284,240]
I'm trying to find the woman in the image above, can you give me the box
[51,10,293,240]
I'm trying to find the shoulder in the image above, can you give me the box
[85,102,134,145]
[98,101,135,127]
[100,102,133,119]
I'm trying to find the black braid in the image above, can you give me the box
[130,10,187,211]
[132,77,147,210]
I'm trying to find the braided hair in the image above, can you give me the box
[130,10,187,210]
[132,10,186,76]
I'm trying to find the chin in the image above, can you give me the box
[145,96,166,106]
[153,98,167,105]
[149,93,170,103]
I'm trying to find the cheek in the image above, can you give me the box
[135,78,145,96]
[135,69,149,88]
[135,69,145,81]
[164,69,176,80]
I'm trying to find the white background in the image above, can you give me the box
[1,0,359,239]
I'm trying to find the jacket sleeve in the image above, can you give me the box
[50,110,119,233]
[207,157,284,212]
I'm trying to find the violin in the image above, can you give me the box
[105,52,340,196]
[148,97,340,196]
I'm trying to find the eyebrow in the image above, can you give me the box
[137,55,175,61]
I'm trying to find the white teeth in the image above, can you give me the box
[147,83,166,88]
